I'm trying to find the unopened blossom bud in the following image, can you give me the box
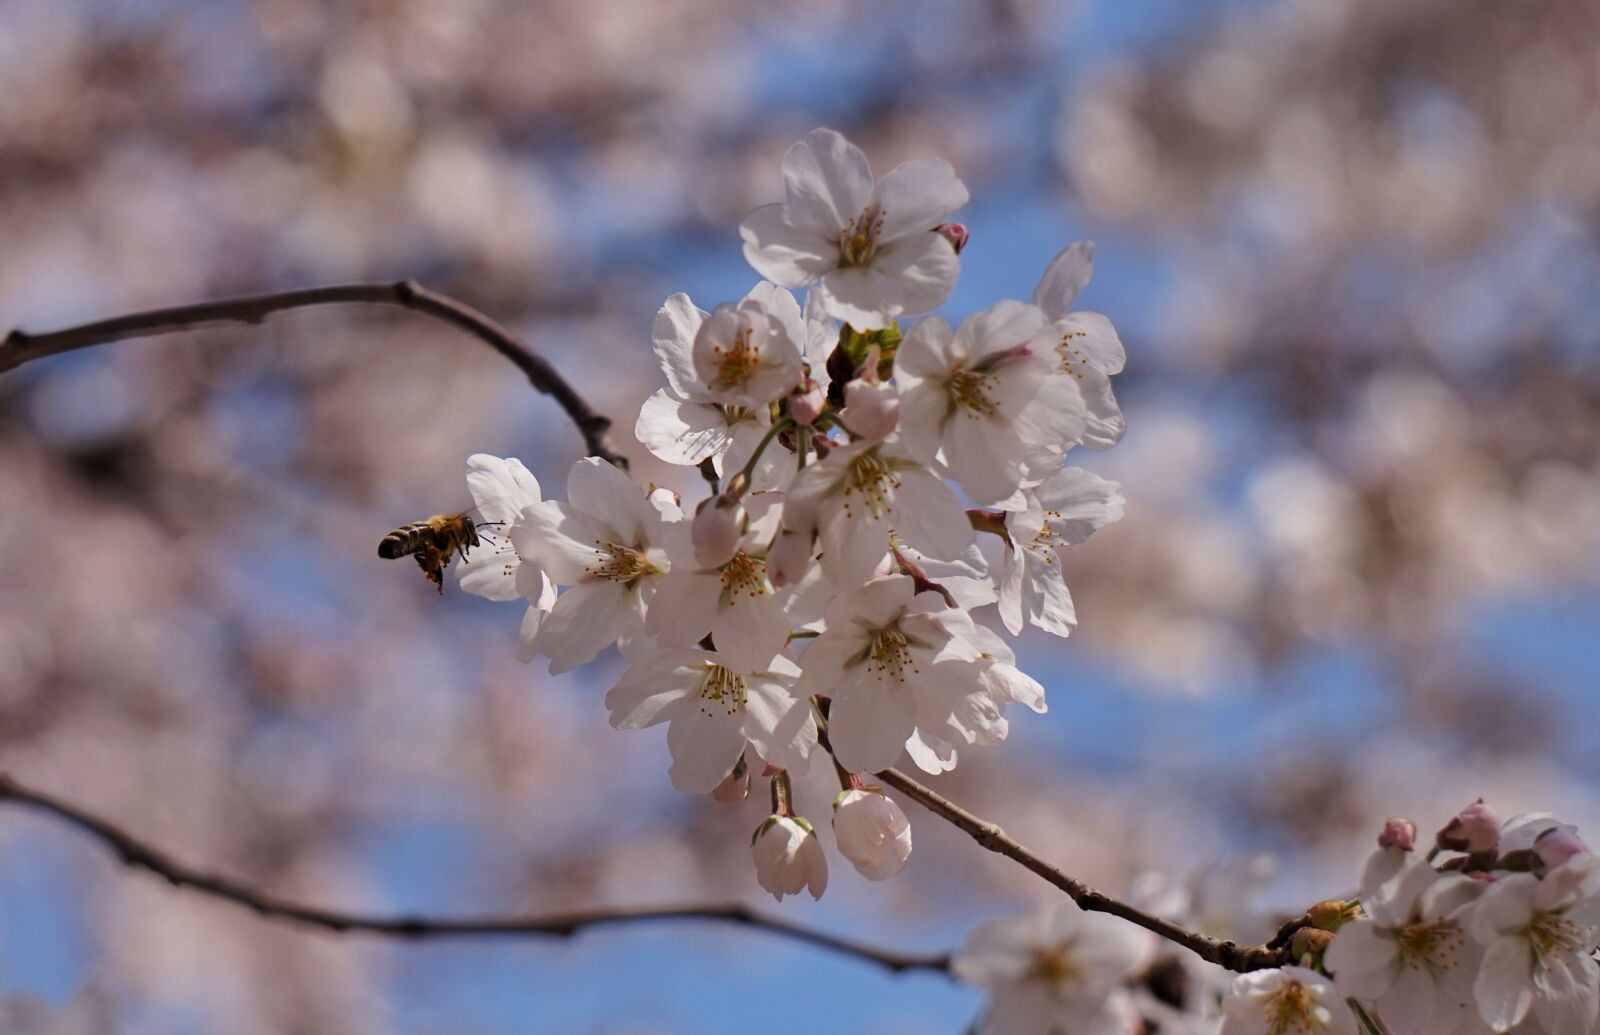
[1289,927,1334,963]
[1378,818,1417,851]
[767,529,814,589]
[789,378,826,426]
[1306,899,1354,932]
[711,762,750,804]
[1535,827,1590,872]
[832,788,912,881]
[751,815,828,901]
[934,222,969,254]
[692,496,745,568]
[842,378,899,440]
[1437,798,1500,855]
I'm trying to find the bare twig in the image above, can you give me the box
[0,772,946,974]
[871,765,1289,972]
[0,282,624,465]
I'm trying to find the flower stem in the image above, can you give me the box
[770,770,793,817]
[738,418,793,485]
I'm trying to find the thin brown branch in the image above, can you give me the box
[0,282,624,466]
[871,766,1289,972]
[0,771,946,975]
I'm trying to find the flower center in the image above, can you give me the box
[710,322,761,392]
[1259,978,1327,1035]
[1393,920,1467,971]
[719,550,769,602]
[862,625,917,682]
[841,450,899,521]
[1029,510,1068,559]
[840,205,885,266]
[1058,328,1090,380]
[1526,911,1584,958]
[1026,948,1079,992]
[945,367,1000,419]
[697,664,747,716]
[587,541,659,586]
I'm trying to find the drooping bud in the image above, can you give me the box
[934,222,969,254]
[1535,827,1590,872]
[692,495,746,568]
[1378,818,1417,852]
[711,757,750,804]
[1437,798,1500,855]
[751,815,828,901]
[767,528,814,589]
[832,788,913,881]
[789,378,826,427]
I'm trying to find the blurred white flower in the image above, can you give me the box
[953,901,1155,1035]
[831,787,912,881]
[1219,966,1353,1035]
[740,128,967,330]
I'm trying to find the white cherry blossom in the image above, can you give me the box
[634,290,773,470]
[510,458,677,674]
[605,647,815,793]
[783,435,973,589]
[798,575,1000,773]
[751,815,828,901]
[690,280,806,411]
[998,467,1125,637]
[1219,966,1354,1035]
[832,787,912,881]
[456,453,556,662]
[1033,241,1127,450]
[952,901,1155,1035]
[895,300,1059,505]
[1470,854,1600,1035]
[1324,850,1483,1034]
[740,127,968,330]
[645,493,793,670]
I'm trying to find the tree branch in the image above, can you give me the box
[871,765,1289,972]
[0,282,624,466]
[0,771,946,975]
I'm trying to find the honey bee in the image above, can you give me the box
[378,512,495,594]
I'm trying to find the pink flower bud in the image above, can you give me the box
[1378,818,1417,851]
[842,379,899,440]
[1437,798,1500,854]
[790,379,826,426]
[766,528,814,589]
[934,223,969,254]
[691,497,745,568]
[751,815,828,901]
[832,788,912,881]
[711,764,750,804]
[1535,827,1590,871]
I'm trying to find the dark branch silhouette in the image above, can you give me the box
[0,282,624,466]
[0,772,947,975]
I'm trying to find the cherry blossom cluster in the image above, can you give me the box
[954,805,1598,1035]
[451,127,1126,897]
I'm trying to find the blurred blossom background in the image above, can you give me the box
[1,0,1598,1031]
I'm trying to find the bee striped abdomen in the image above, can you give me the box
[378,523,436,559]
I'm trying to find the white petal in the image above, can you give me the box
[828,680,917,773]
[515,601,545,663]
[742,676,816,774]
[874,158,968,241]
[997,548,1026,636]
[891,467,973,561]
[635,390,731,467]
[895,315,956,378]
[1057,310,1126,375]
[740,203,837,288]
[566,457,657,546]
[1033,468,1125,544]
[509,501,604,585]
[869,231,959,316]
[819,505,891,589]
[651,293,707,398]
[783,127,873,239]
[605,648,704,728]
[1474,936,1535,1032]
[1032,242,1095,320]
[666,708,747,793]
[457,536,522,602]
[1324,920,1397,1000]
[643,569,721,647]
[531,581,633,674]
[465,454,542,524]
[942,416,1029,506]
[1024,557,1077,638]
